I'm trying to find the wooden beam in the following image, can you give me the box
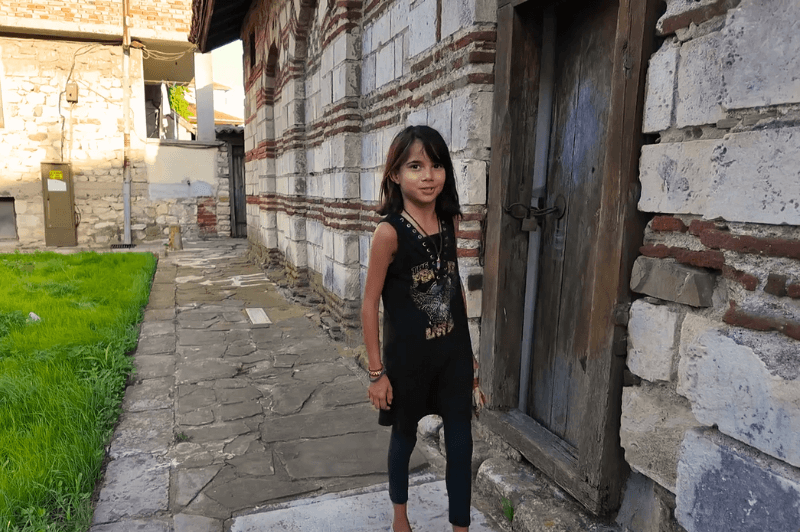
[480,2,542,410]
[577,0,663,511]
[482,409,604,514]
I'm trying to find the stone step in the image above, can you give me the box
[230,474,503,532]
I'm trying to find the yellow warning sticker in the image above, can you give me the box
[49,170,64,180]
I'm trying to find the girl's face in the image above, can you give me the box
[391,140,446,210]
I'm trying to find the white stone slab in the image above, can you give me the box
[643,39,678,133]
[627,300,682,382]
[678,328,800,468]
[246,307,272,325]
[230,478,499,532]
[721,0,800,110]
[638,127,800,225]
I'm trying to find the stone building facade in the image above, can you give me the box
[619,0,800,530]
[236,0,493,344]
[192,0,800,529]
[0,0,234,248]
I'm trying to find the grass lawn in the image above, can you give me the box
[0,250,156,531]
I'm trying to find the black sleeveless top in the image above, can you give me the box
[378,212,473,432]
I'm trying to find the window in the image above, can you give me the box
[249,33,256,71]
[0,198,17,239]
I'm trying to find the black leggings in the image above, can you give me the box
[388,418,473,528]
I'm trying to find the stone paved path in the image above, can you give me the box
[89,239,507,531]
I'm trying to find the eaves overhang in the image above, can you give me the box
[190,0,254,53]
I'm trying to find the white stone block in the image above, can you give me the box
[676,32,726,128]
[329,133,361,169]
[408,108,428,127]
[333,172,360,199]
[442,0,476,39]
[451,90,492,152]
[676,428,800,532]
[360,233,372,267]
[374,12,391,48]
[639,127,800,225]
[360,171,376,202]
[363,24,375,56]
[321,72,333,108]
[391,1,409,36]
[334,232,359,265]
[361,131,380,169]
[376,41,396,88]
[720,0,800,109]
[332,33,347,67]
[321,172,334,198]
[678,327,800,468]
[307,219,324,246]
[394,35,405,83]
[362,53,377,95]
[428,98,453,146]
[621,384,700,493]
[643,40,679,134]
[322,44,334,76]
[286,238,308,267]
[381,125,403,159]
[408,0,438,58]
[289,216,306,241]
[627,300,682,382]
[332,262,360,300]
[453,159,486,206]
[333,62,359,102]
[323,227,334,258]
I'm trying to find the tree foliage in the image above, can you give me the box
[167,85,191,120]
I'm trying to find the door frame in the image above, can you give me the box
[479,0,661,514]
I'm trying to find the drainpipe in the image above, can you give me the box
[122,0,132,245]
[518,7,556,412]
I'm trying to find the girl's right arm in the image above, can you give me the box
[362,222,398,410]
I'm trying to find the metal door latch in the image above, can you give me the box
[505,194,566,232]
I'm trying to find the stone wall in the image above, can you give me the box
[242,0,494,345]
[0,36,231,247]
[619,1,800,530]
[0,0,192,41]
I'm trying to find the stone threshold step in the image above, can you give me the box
[230,473,499,532]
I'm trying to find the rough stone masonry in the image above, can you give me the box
[620,1,800,531]
[240,0,493,346]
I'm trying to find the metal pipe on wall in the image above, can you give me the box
[518,7,557,412]
[122,0,132,245]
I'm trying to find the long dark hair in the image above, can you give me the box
[377,125,462,218]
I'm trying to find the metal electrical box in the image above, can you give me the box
[41,162,78,247]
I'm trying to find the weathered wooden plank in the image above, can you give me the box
[576,0,663,511]
[480,3,542,409]
[555,0,617,448]
[482,409,604,514]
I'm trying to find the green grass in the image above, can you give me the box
[0,250,156,532]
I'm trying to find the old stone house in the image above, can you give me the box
[0,0,241,247]
[191,0,800,530]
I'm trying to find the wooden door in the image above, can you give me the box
[231,144,247,238]
[480,0,661,514]
[527,0,616,448]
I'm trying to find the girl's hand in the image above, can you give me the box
[368,375,393,410]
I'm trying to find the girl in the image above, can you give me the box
[362,125,474,532]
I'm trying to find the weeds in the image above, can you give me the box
[501,497,514,522]
[0,250,155,531]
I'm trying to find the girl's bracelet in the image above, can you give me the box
[368,367,386,382]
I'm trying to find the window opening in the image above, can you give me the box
[0,198,17,239]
